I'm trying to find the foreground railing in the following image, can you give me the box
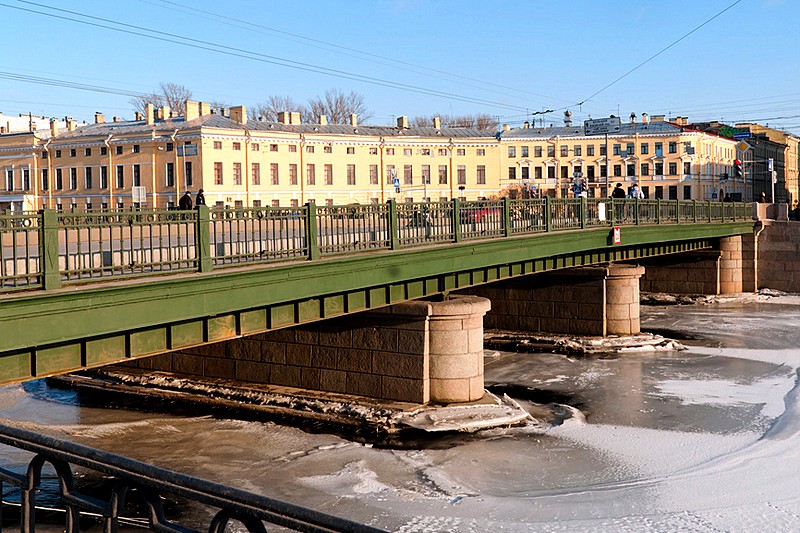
[0,198,753,292]
[0,423,384,532]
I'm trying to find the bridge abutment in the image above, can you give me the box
[462,264,644,336]
[121,295,491,405]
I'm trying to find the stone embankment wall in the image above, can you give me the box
[756,220,800,291]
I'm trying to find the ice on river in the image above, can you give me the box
[2,298,800,531]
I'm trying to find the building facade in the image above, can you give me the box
[0,102,758,212]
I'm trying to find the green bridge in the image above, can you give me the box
[0,198,755,386]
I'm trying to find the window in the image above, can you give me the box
[477,148,486,156]
[233,162,242,185]
[419,149,431,156]
[587,166,595,179]
[627,163,635,176]
[386,165,396,185]
[613,165,622,177]
[573,145,581,156]
[439,149,448,156]
[56,169,63,190]
[547,146,555,157]
[133,164,141,186]
[586,145,594,156]
[288,145,297,153]
[668,185,678,200]
[477,165,486,185]
[306,163,316,185]
[4,168,12,191]
[655,162,664,175]
[70,168,78,189]
[270,144,278,152]
[42,151,48,159]
[508,146,516,158]
[640,143,649,155]
[132,145,140,153]
[626,143,634,155]
[548,166,556,180]
[600,165,607,178]
[521,146,529,157]
[115,166,123,188]
[70,149,76,158]
[668,162,677,175]
[84,148,91,157]
[535,167,542,180]
[600,145,607,156]
[346,147,355,155]
[115,146,122,155]
[270,163,278,185]
[508,167,517,180]
[185,162,193,187]
[166,143,174,152]
[683,142,692,153]
[325,199,334,206]
[100,166,108,189]
[369,164,378,185]
[347,164,356,185]
[386,148,395,155]
[290,199,299,207]
[641,163,649,176]
[534,146,543,157]
[306,145,315,154]
[668,142,677,154]
[521,167,529,180]
[84,167,93,189]
[19,168,28,190]
[683,185,692,199]
[613,144,621,155]
[100,146,107,156]
[457,165,466,185]
[163,163,174,187]
[404,148,412,156]
[324,145,332,154]
[251,143,259,151]
[214,162,223,185]
[684,162,691,175]
[456,149,465,156]
[421,165,430,185]
[370,147,379,155]
[41,169,49,191]
[438,165,447,184]
[561,166,569,179]
[324,164,333,185]
[560,146,568,157]
[289,164,298,185]
[269,200,278,208]
[403,164,412,185]
[213,141,222,150]
[55,149,62,158]
[251,163,260,185]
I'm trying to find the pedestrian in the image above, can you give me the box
[612,183,626,198]
[758,192,767,203]
[722,194,733,202]
[179,191,193,210]
[195,188,206,206]
[629,184,644,199]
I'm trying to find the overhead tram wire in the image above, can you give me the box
[0,71,145,98]
[7,1,532,114]
[573,0,742,110]
[145,0,574,105]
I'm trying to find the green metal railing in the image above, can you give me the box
[0,198,754,293]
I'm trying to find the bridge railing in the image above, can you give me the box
[0,199,754,293]
[0,423,383,532]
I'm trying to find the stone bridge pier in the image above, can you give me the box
[460,264,645,336]
[123,295,491,405]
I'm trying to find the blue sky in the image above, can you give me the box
[2,0,798,133]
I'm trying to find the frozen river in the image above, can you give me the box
[2,296,800,531]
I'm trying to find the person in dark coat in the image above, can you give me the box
[179,191,193,210]
[195,189,206,206]
[611,183,626,198]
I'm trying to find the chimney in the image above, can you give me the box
[94,112,105,124]
[433,117,441,129]
[113,116,119,123]
[135,111,143,121]
[641,113,649,124]
[290,112,301,125]
[523,121,530,129]
[350,114,358,127]
[50,118,58,137]
[630,112,637,124]
[199,102,211,116]
[160,106,171,120]
[396,115,408,129]
[277,111,290,124]
[319,115,327,125]
[229,105,247,125]
[651,115,665,122]
[145,104,155,125]
[184,100,199,121]
[67,119,77,131]
[503,124,510,131]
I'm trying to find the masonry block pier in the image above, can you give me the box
[461,264,645,336]
[122,295,491,405]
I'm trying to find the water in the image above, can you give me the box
[2,296,800,531]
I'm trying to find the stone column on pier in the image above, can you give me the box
[605,264,645,335]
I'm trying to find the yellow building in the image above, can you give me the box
[0,102,752,212]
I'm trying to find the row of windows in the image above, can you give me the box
[506,161,727,181]
[11,162,194,192]
[209,140,489,157]
[507,141,692,159]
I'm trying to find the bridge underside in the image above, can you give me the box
[0,223,752,384]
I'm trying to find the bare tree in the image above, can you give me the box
[129,82,193,116]
[410,113,499,131]
[249,95,304,122]
[306,89,372,124]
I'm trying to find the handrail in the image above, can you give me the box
[0,199,755,293]
[0,422,386,532]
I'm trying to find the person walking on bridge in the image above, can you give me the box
[179,191,193,210]
[195,189,206,206]
[612,183,626,198]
